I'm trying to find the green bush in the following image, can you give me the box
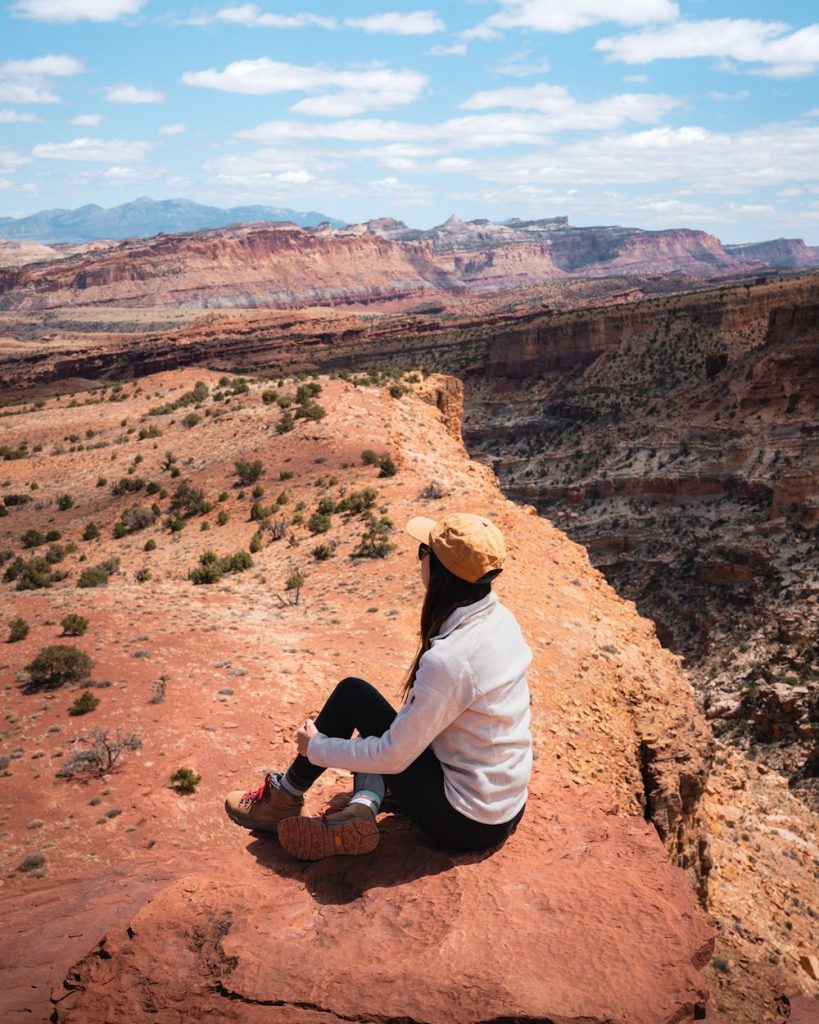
[307,511,332,534]
[249,530,263,554]
[235,459,264,485]
[113,505,156,538]
[22,528,46,548]
[296,401,326,422]
[217,509,229,526]
[26,645,93,689]
[353,514,395,558]
[189,549,253,585]
[111,477,145,497]
[8,616,29,642]
[182,412,201,428]
[4,556,57,590]
[361,449,379,466]
[77,558,119,588]
[171,767,201,794]
[169,481,211,519]
[82,522,100,541]
[378,454,397,478]
[312,543,335,561]
[337,487,378,515]
[61,614,88,637]
[276,411,294,434]
[69,690,100,716]
[57,494,74,511]
[144,538,157,552]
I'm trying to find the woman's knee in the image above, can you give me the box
[333,676,377,700]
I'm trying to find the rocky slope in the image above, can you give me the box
[463,273,819,811]
[2,214,818,313]
[0,371,816,1022]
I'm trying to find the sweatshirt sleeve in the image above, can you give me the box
[307,648,475,774]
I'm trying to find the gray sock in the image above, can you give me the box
[349,772,385,814]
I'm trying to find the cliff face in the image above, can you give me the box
[464,274,819,813]
[0,224,455,311]
[0,371,815,1024]
[2,215,818,314]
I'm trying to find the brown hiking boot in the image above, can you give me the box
[224,772,304,833]
[278,802,379,860]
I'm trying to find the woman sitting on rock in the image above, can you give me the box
[225,512,532,860]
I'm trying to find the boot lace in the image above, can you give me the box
[242,773,274,804]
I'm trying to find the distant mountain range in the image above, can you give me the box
[0,197,347,243]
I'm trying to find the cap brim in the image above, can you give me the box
[405,516,437,545]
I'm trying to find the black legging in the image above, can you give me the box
[289,677,525,853]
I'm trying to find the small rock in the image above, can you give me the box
[799,954,819,980]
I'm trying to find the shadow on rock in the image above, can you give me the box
[245,813,501,905]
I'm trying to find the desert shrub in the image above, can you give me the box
[270,518,287,541]
[285,570,305,603]
[352,514,395,558]
[295,382,322,404]
[77,558,119,588]
[111,476,145,497]
[312,542,335,561]
[8,616,29,642]
[169,480,211,519]
[378,454,397,478]
[82,522,100,541]
[113,504,156,538]
[307,511,332,534]
[26,645,93,689]
[337,487,378,515]
[144,538,157,552]
[361,449,379,466]
[235,459,264,485]
[0,444,28,460]
[388,383,407,398]
[252,483,264,499]
[279,470,293,481]
[138,425,162,440]
[189,549,253,585]
[249,530,263,554]
[261,389,278,405]
[217,509,229,526]
[56,727,142,778]
[4,556,57,590]
[135,567,151,583]
[3,493,31,507]
[69,691,100,716]
[22,528,46,549]
[182,412,201,428]
[317,496,336,515]
[61,614,88,637]
[250,499,271,523]
[148,381,209,416]
[276,411,294,434]
[419,481,448,500]
[57,494,74,511]
[296,401,326,422]
[171,767,201,794]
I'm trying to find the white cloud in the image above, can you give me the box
[215,6,337,29]
[276,169,314,183]
[183,59,427,116]
[596,20,819,77]
[460,83,681,128]
[708,89,750,102]
[493,51,550,77]
[159,122,185,135]
[0,147,31,173]
[106,84,165,103]
[65,165,165,187]
[0,56,86,77]
[12,0,145,21]
[71,113,105,125]
[429,42,467,56]
[0,55,85,105]
[345,11,445,35]
[433,122,819,193]
[808,108,819,118]
[623,73,648,82]
[0,110,42,123]
[32,137,153,162]
[464,0,678,39]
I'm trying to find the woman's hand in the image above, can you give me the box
[296,717,318,757]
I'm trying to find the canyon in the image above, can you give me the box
[0,371,816,1023]
[1,214,818,1022]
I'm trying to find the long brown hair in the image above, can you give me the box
[402,548,492,699]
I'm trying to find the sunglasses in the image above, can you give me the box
[418,543,430,561]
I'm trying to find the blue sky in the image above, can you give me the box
[2,0,819,242]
